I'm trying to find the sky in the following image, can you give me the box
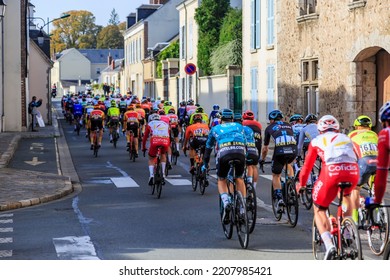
[30,0,147,30]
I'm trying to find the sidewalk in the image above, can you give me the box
[0,109,74,211]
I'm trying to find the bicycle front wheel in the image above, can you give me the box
[220,196,233,240]
[367,205,389,255]
[246,182,257,234]
[312,218,326,260]
[235,191,249,249]
[341,217,362,260]
[286,178,299,227]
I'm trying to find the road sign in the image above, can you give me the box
[184,63,197,75]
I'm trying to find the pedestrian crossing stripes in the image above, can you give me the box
[0,213,13,258]
[111,177,139,188]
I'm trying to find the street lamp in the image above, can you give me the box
[0,0,6,21]
[31,14,70,47]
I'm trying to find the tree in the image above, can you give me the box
[210,8,242,74]
[97,25,124,49]
[108,9,120,26]
[155,40,180,78]
[50,10,101,54]
[195,0,230,76]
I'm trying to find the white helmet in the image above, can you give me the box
[150,114,160,121]
[317,115,340,132]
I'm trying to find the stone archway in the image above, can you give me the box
[353,47,390,132]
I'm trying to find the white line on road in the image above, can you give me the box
[164,178,192,185]
[0,228,13,233]
[0,237,13,243]
[111,177,139,188]
[0,214,13,218]
[0,219,12,224]
[53,236,100,260]
[0,250,12,257]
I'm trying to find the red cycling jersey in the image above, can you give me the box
[299,132,359,208]
[373,127,390,203]
[142,120,170,157]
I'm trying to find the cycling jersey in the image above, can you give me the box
[178,107,186,120]
[186,105,197,119]
[89,109,105,131]
[189,112,209,125]
[107,107,120,118]
[184,123,210,146]
[73,103,83,118]
[297,123,319,156]
[243,126,259,166]
[348,129,378,158]
[242,119,262,154]
[292,123,305,141]
[373,127,390,203]
[299,131,359,208]
[142,120,170,157]
[163,105,174,115]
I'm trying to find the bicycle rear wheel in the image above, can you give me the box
[341,217,362,260]
[367,206,389,255]
[235,191,249,249]
[191,165,198,191]
[220,196,233,240]
[198,171,208,195]
[154,164,163,199]
[286,178,299,227]
[312,218,326,260]
[271,184,282,221]
[246,182,257,234]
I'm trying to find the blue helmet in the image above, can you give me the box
[234,113,243,123]
[221,108,234,121]
[268,109,284,121]
[213,104,220,110]
[289,114,303,123]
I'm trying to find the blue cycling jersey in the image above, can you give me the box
[73,104,83,116]
[206,122,246,149]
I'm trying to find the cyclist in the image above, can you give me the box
[178,101,187,138]
[209,104,220,127]
[189,106,209,125]
[185,99,197,124]
[123,105,140,156]
[141,98,151,123]
[202,108,247,223]
[72,99,84,132]
[106,99,120,143]
[135,102,146,136]
[163,101,174,115]
[167,108,180,157]
[260,109,297,211]
[373,101,390,204]
[234,113,259,189]
[158,110,173,169]
[142,114,170,185]
[83,101,94,138]
[348,115,378,224]
[182,114,210,174]
[242,110,262,190]
[89,104,105,150]
[297,114,319,159]
[290,114,305,142]
[297,115,359,260]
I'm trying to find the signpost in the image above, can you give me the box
[184,63,197,75]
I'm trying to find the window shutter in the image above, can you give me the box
[255,0,261,49]
[267,0,274,46]
[250,0,255,49]
[267,65,275,115]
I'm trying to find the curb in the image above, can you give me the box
[0,135,21,169]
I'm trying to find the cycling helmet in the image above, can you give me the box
[234,113,243,123]
[195,107,204,113]
[268,109,284,121]
[354,115,372,128]
[150,114,161,121]
[168,108,175,114]
[289,114,303,123]
[127,105,134,110]
[213,104,220,110]
[94,105,100,109]
[187,99,194,105]
[87,101,93,105]
[193,114,203,123]
[379,101,390,122]
[242,110,254,120]
[304,113,318,123]
[317,115,340,132]
[110,100,116,106]
[180,101,187,106]
[221,108,234,121]
[164,101,170,106]
[158,109,165,115]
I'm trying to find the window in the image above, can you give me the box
[250,0,261,50]
[267,0,274,46]
[180,25,186,60]
[301,59,319,115]
[299,0,317,16]
[348,0,367,10]
[96,68,101,74]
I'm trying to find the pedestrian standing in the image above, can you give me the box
[28,96,42,131]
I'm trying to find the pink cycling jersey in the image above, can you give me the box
[373,127,390,203]
[299,131,359,208]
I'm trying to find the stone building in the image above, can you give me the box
[277,0,390,132]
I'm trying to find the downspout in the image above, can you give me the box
[184,2,188,100]
[1,17,4,132]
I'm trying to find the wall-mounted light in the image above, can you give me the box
[0,0,7,21]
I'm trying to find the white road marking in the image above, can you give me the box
[0,228,13,233]
[53,236,100,260]
[0,214,13,218]
[0,219,12,224]
[164,178,192,185]
[260,174,273,181]
[111,177,139,188]
[0,237,13,243]
[0,250,12,257]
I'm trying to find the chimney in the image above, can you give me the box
[108,53,112,66]
[111,60,115,70]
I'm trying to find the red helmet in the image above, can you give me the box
[242,110,254,120]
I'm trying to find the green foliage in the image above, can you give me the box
[156,41,180,79]
[219,8,242,45]
[108,9,120,26]
[96,25,124,49]
[210,38,242,74]
[195,0,230,76]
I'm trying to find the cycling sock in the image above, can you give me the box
[321,231,334,250]
[168,155,172,163]
[247,176,253,183]
[352,209,359,224]
[253,182,257,190]
[161,163,166,177]
[149,166,154,177]
[221,193,230,207]
[176,143,180,151]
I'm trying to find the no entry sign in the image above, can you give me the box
[184,63,197,75]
